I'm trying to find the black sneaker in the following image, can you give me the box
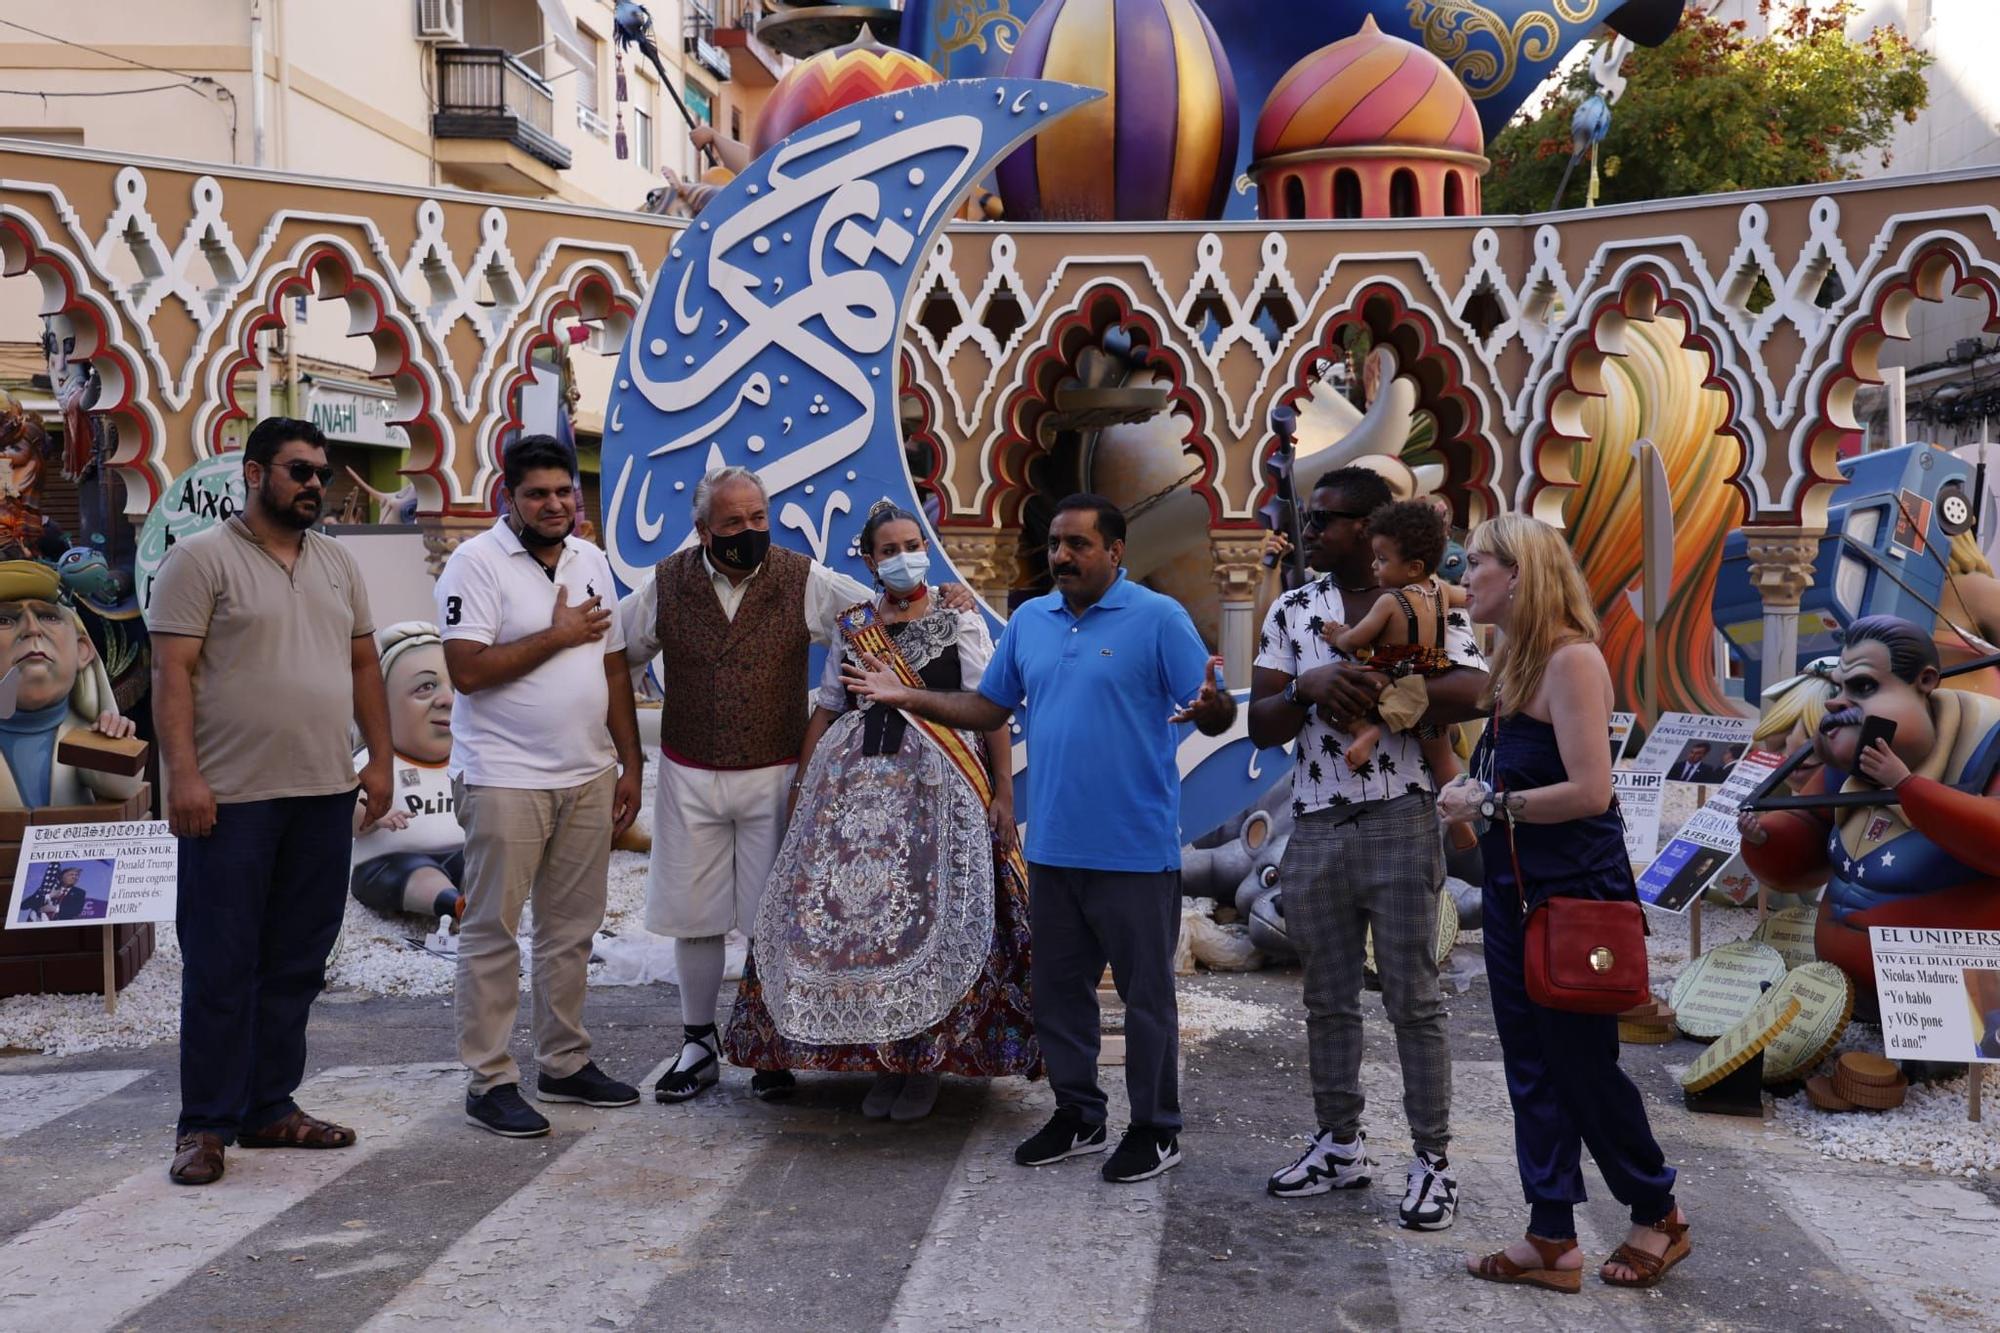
[1013,1106,1109,1166]
[1102,1127,1182,1183]
[536,1061,639,1108]
[751,1069,797,1102]
[466,1084,551,1138]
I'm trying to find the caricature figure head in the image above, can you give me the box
[377,623,452,766]
[1816,616,1939,776]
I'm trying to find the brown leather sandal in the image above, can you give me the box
[1600,1211,1691,1288]
[237,1108,357,1150]
[169,1132,226,1185]
[1466,1233,1582,1294]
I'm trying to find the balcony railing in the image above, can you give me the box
[433,47,570,171]
[684,0,735,82]
[710,0,777,84]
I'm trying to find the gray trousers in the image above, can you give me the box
[1279,793,1451,1155]
[1027,863,1182,1133]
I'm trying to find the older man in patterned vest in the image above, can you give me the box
[620,465,971,1103]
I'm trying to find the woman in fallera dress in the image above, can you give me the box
[724,501,1040,1120]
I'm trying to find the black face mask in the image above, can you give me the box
[709,526,771,572]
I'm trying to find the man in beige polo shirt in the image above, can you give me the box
[147,417,393,1187]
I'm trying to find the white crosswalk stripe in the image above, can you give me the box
[0,1070,146,1140]
[887,1081,1165,1333]
[362,1058,777,1330]
[1,1052,1994,1330]
[0,1063,460,1330]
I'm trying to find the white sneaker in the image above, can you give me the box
[1267,1129,1370,1198]
[1398,1150,1458,1230]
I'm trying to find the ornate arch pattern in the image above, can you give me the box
[897,345,950,522]
[1518,261,1753,716]
[981,284,1218,529]
[1788,235,2000,528]
[1269,279,1499,522]
[193,238,459,513]
[0,212,169,512]
[1520,261,1755,524]
[477,260,639,501]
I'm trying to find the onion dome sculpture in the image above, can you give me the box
[996,0,1240,223]
[751,35,943,156]
[1250,16,1487,221]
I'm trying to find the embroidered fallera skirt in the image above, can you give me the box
[723,707,1041,1078]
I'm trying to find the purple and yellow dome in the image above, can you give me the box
[997,0,1240,223]
[751,38,942,157]
[1253,15,1481,162]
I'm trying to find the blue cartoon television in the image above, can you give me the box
[1713,443,1980,699]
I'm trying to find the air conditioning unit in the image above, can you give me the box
[415,0,463,43]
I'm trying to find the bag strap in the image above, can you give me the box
[1490,702,1650,933]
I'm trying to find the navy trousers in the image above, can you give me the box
[1028,863,1182,1133]
[176,791,356,1139]
[1482,884,1676,1240]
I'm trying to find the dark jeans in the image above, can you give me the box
[1483,880,1676,1240]
[1027,862,1182,1133]
[177,790,356,1139]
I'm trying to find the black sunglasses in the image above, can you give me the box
[1302,508,1368,531]
[266,460,334,486]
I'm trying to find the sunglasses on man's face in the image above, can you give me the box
[1302,508,1368,532]
[266,460,334,486]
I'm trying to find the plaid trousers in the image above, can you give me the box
[1279,792,1451,1155]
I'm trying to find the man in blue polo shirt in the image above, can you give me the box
[844,493,1233,1183]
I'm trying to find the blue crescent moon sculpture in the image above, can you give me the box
[602,76,1291,846]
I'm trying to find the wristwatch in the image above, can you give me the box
[1284,677,1304,707]
[1478,782,1498,823]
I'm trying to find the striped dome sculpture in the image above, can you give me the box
[1250,16,1488,221]
[751,36,943,156]
[996,0,1240,223]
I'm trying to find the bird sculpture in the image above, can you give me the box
[1551,92,1612,212]
[611,0,718,167]
[612,2,671,87]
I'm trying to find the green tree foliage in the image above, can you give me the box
[1484,1,1932,213]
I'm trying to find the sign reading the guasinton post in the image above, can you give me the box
[5,821,177,928]
[1870,927,2000,1062]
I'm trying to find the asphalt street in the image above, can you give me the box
[1,966,1995,1331]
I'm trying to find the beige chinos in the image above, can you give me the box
[454,771,616,1095]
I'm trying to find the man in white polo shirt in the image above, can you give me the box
[435,434,646,1138]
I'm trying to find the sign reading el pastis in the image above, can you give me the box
[5,821,178,928]
[1870,927,2000,1062]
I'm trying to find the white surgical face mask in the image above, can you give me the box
[876,550,930,594]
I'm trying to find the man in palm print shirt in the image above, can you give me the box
[1247,467,1488,1232]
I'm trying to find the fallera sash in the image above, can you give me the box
[837,601,1028,886]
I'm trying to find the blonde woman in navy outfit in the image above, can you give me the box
[1438,515,1690,1293]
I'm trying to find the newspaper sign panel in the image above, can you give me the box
[5,822,177,928]
[1870,927,2000,1062]
[1612,769,1664,864]
[1631,712,1756,784]
[1637,749,1785,912]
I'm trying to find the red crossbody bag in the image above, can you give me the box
[1491,710,1652,1014]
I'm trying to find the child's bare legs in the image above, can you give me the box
[1344,719,1385,770]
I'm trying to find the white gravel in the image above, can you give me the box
[1174,981,1285,1046]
